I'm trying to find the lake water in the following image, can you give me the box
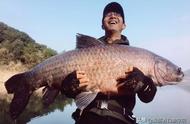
[28,104,76,124]
[1,86,189,124]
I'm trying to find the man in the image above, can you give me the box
[62,2,157,124]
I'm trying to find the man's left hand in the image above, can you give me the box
[117,67,147,95]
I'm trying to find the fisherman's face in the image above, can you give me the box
[102,12,126,32]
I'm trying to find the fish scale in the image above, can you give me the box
[23,45,178,92]
[24,45,125,92]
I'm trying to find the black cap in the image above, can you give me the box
[102,2,125,23]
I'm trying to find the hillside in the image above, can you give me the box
[0,22,70,123]
[0,22,57,69]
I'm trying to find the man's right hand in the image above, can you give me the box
[61,70,90,98]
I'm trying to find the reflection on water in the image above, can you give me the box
[1,86,190,124]
[134,86,190,124]
[0,93,73,124]
[29,104,76,124]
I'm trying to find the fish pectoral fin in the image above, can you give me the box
[75,91,98,110]
[42,86,59,107]
[76,34,104,49]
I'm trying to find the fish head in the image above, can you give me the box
[154,57,184,86]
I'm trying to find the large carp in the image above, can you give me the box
[5,34,184,119]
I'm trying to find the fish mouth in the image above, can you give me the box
[176,72,184,82]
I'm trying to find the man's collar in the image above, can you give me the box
[98,35,129,45]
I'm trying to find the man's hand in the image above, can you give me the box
[61,70,90,98]
[116,67,147,95]
[76,71,89,90]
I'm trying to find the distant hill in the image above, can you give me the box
[0,22,57,68]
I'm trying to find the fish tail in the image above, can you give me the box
[4,73,32,119]
[5,73,26,94]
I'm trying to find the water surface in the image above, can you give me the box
[1,86,189,124]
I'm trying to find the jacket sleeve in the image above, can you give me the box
[137,77,157,103]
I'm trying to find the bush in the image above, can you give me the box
[0,22,57,69]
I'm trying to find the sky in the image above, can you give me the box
[0,0,190,70]
[0,1,190,122]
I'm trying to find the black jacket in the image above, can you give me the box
[97,35,157,112]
